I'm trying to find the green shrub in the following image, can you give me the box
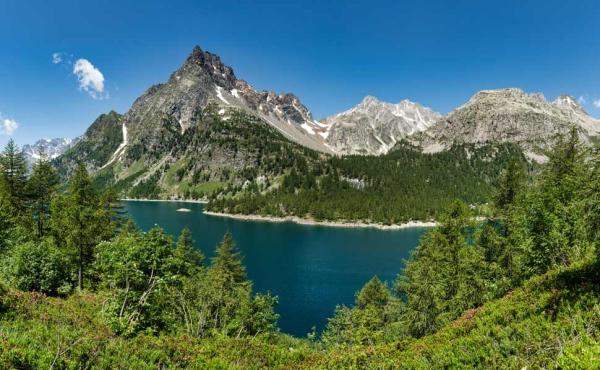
[10,238,71,295]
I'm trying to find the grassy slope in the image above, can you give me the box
[0,259,598,369]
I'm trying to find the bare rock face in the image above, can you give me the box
[321,96,441,155]
[122,46,330,155]
[412,88,600,161]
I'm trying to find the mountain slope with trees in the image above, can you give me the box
[207,142,527,224]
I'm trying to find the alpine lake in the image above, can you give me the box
[123,200,429,337]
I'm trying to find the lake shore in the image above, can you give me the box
[120,198,208,204]
[203,211,437,230]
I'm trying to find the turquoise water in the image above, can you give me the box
[123,201,428,337]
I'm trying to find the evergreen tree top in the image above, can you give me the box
[211,232,247,284]
[356,276,390,308]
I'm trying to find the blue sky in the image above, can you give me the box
[1,0,600,146]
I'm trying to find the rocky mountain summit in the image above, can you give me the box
[123,46,330,154]
[23,137,78,164]
[321,96,441,155]
[412,88,600,161]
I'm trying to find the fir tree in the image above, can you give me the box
[174,227,204,275]
[356,276,390,308]
[210,232,247,285]
[27,151,59,237]
[0,139,28,211]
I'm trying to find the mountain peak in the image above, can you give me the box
[553,94,586,114]
[23,137,79,163]
[414,87,600,161]
[187,45,204,61]
[173,45,237,84]
[359,95,381,106]
[470,88,527,101]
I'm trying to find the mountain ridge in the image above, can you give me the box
[411,87,600,161]
[58,47,600,172]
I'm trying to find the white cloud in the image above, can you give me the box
[52,52,63,64]
[52,53,109,99]
[594,99,600,108]
[72,58,106,99]
[578,96,586,105]
[0,114,18,135]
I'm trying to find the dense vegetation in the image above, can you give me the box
[208,142,527,224]
[1,130,599,368]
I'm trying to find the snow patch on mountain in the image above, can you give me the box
[103,124,128,168]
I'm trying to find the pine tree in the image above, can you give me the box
[174,227,204,275]
[27,151,59,237]
[210,232,247,285]
[0,191,16,251]
[0,139,28,211]
[521,129,590,274]
[51,163,115,290]
[494,158,525,214]
[356,276,390,308]
[584,144,600,259]
[541,128,586,203]
[397,200,474,337]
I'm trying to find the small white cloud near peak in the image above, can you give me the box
[73,58,106,99]
[52,52,63,64]
[0,113,19,135]
[578,96,586,105]
[594,99,600,109]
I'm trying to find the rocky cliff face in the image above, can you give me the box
[412,88,600,161]
[321,96,441,155]
[122,46,330,155]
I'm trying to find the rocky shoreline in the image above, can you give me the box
[120,198,208,204]
[203,211,437,230]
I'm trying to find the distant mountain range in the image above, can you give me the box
[52,45,600,197]
[321,96,441,155]
[23,137,78,164]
